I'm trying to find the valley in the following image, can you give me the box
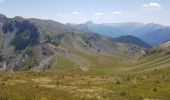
[0,53,170,100]
[0,14,170,100]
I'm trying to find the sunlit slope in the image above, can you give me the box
[49,47,131,75]
[125,41,170,73]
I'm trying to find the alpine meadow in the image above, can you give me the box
[0,0,170,100]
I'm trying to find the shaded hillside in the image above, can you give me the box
[0,15,146,72]
[114,35,151,48]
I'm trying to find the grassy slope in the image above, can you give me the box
[0,50,170,100]
[125,54,170,74]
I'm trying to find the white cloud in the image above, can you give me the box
[112,11,123,15]
[72,11,79,15]
[142,2,162,10]
[72,11,85,15]
[94,12,103,16]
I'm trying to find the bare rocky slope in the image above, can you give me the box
[0,15,147,72]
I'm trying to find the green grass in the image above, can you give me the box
[0,49,170,100]
[125,54,170,74]
[0,66,170,100]
[51,55,82,74]
[73,50,130,75]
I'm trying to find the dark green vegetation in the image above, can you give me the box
[0,16,146,71]
[11,20,39,51]
[114,35,151,48]
[0,15,170,100]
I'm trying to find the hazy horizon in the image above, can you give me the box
[0,0,170,25]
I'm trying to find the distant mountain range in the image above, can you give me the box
[68,21,170,46]
[140,27,170,46]
[0,14,147,71]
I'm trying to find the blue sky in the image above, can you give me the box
[0,0,170,25]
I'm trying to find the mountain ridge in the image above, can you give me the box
[114,35,151,48]
[69,21,170,46]
[0,15,147,71]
